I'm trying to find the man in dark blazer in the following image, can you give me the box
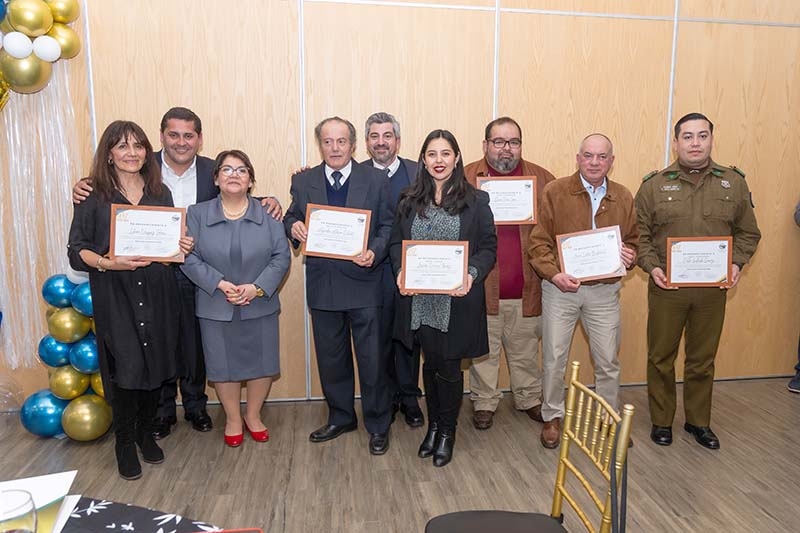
[284,116,394,455]
[71,107,282,439]
[362,112,424,428]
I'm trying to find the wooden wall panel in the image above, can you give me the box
[497,13,673,382]
[680,1,800,24]
[672,22,800,379]
[502,0,674,17]
[85,0,306,399]
[303,2,495,395]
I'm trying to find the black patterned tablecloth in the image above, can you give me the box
[63,496,221,532]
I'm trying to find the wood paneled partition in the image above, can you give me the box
[1,0,798,401]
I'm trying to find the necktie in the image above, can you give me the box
[332,170,342,190]
[384,167,392,177]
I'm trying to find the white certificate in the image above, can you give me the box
[666,237,732,287]
[557,226,625,281]
[400,240,469,294]
[302,204,371,260]
[109,204,185,262]
[478,176,537,224]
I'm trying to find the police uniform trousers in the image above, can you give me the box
[646,280,727,427]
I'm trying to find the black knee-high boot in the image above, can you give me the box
[418,365,440,458]
[432,371,463,467]
[136,389,164,464]
[112,385,142,480]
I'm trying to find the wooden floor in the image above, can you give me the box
[2,378,799,532]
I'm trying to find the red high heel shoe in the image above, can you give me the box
[244,421,269,442]
[224,432,244,447]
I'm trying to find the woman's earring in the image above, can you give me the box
[108,159,113,165]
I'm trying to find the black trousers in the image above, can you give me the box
[416,326,464,432]
[381,264,422,406]
[156,270,208,418]
[311,306,391,434]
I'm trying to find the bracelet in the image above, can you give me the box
[96,256,107,272]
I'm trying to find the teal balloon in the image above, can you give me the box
[37,334,72,367]
[20,389,69,437]
[70,282,93,316]
[69,333,98,374]
[42,274,77,307]
[0,4,6,21]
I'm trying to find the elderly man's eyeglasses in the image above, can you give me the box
[488,138,522,149]
[220,165,249,177]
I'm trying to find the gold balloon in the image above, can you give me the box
[90,372,104,398]
[90,318,96,334]
[47,307,91,343]
[0,17,15,34]
[62,394,112,441]
[44,0,80,24]
[46,364,57,378]
[45,304,59,319]
[0,77,9,113]
[46,22,80,59]
[49,365,90,400]
[7,0,54,37]
[0,51,53,94]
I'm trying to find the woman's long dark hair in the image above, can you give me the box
[90,120,162,201]
[398,129,474,218]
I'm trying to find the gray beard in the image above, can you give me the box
[492,158,516,173]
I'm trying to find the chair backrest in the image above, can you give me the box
[550,361,634,533]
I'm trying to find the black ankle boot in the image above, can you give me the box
[418,422,440,458]
[432,428,455,467]
[115,440,142,480]
[136,390,164,464]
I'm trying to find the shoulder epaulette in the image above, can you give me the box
[729,165,746,178]
[642,170,658,182]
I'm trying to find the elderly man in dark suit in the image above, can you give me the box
[362,112,424,428]
[284,116,394,455]
[72,107,282,439]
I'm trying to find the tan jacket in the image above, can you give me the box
[635,159,761,273]
[465,158,555,316]
[528,172,639,284]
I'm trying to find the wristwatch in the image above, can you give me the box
[254,285,265,298]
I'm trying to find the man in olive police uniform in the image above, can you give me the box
[635,112,761,450]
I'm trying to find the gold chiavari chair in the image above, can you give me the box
[425,361,634,533]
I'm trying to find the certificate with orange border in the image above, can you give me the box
[556,225,625,282]
[109,204,186,262]
[301,203,371,260]
[478,175,537,224]
[666,236,732,287]
[400,240,469,295]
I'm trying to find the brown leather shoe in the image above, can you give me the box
[525,404,544,423]
[541,418,561,449]
[472,410,494,430]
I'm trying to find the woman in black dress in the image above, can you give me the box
[390,130,497,467]
[68,120,191,480]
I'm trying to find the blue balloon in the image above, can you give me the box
[42,274,78,308]
[70,282,93,316]
[20,390,70,438]
[37,335,72,367]
[69,333,99,374]
[0,4,6,21]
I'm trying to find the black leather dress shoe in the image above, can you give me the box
[650,425,673,446]
[185,410,213,432]
[369,431,390,455]
[684,423,720,450]
[399,404,425,427]
[309,423,357,443]
[151,416,177,440]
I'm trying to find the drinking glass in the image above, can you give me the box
[0,490,37,533]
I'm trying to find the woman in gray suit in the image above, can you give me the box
[181,150,290,447]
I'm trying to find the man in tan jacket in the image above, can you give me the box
[529,134,638,448]
[465,117,556,430]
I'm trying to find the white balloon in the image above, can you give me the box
[2,32,33,60]
[65,267,90,285]
[33,35,61,62]
[0,32,4,51]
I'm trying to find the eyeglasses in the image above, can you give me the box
[488,138,522,149]
[219,165,249,177]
